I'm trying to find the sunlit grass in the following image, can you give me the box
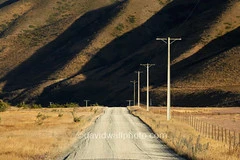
[129,106,240,160]
[0,107,103,159]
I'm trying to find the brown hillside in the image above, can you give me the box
[0,0,239,106]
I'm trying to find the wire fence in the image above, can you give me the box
[172,115,240,152]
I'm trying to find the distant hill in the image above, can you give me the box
[0,0,239,106]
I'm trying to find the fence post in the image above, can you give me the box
[225,129,227,143]
[214,125,217,140]
[190,116,192,126]
[218,126,220,141]
[233,131,236,148]
[196,119,198,131]
[239,133,240,147]
[221,127,223,142]
[200,120,202,133]
[203,122,205,136]
[193,117,195,129]
[208,123,210,138]
[229,130,231,152]
[212,124,214,139]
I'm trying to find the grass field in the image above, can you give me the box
[129,106,240,160]
[0,106,103,160]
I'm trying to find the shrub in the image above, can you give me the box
[64,103,79,108]
[0,24,7,30]
[0,100,8,112]
[71,109,82,123]
[17,102,30,108]
[115,23,124,31]
[28,25,35,29]
[31,104,42,109]
[73,117,81,122]
[58,113,63,117]
[127,15,136,23]
[49,103,63,108]
[36,112,49,125]
[91,103,99,107]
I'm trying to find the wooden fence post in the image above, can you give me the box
[212,124,214,139]
[208,123,211,138]
[221,127,223,142]
[233,131,236,148]
[239,133,240,147]
[229,130,231,152]
[200,121,202,134]
[225,129,227,144]
[214,125,217,140]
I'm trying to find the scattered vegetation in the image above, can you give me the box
[127,15,136,24]
[13,14,19,19]
[28,24,36,29]
[35,112,49,125]
[157,0,172,5]
[0,23,7,31]
[64,102,79,108]
[17,102,42,109]
[71,108,82,123]
[58,112,63,117]
[0,46,6,53]
[0,99,8,112]
[46,0,76,24]
[115,23,124,32]
[0,107,103,159]
[49,102,79,108]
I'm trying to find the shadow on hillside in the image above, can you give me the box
[152,27,240,106]
[152,88,240,107]
[172,26,240,78]
[0,1,126,93]
[0,0,18,10]
[37,0,232,106]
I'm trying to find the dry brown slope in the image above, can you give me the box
[37,0,240,106]
[0,0,239,106]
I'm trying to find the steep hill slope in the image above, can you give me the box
[0,0,239,106]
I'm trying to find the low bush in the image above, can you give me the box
[64,103,79,108]
[0,100,8,112]
[127,15,136,23]
[58,113,63,117]
[73,117,81,122]
[36,112,49,125]
[49,103,63,108]
[17,102,30,108]
[31,104,42,109]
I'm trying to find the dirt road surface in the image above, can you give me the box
[62,107,184,159]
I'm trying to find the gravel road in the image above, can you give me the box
[63,107,184,160]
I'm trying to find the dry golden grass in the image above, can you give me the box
[0,107,103,160]
[128,106,240,160]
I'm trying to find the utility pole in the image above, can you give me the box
[140,63,155,111]
[135,71,143,107]
[156,37,181,121]
[84,100,90,107]
[130,80,137,106]
[126,100,133,107]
